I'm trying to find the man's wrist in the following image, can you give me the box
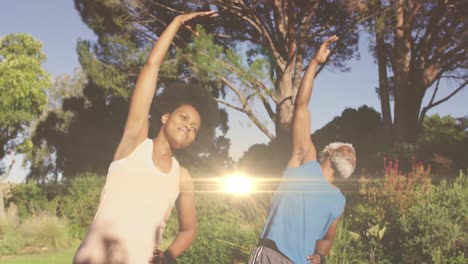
[314,251,326,264]
[311,58,320,64]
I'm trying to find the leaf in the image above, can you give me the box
[348,231,361,241]
[378,225,386,240]
[368,223,380,237]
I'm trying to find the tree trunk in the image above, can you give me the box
[395,86,425,142]
[0,189,5,221]
[273,0,296,143]
[392,0,413,143]
[375,11,393,142]
[0,151,14,221]
[275,73,295,141]
[392,0,429,143]
[274,73,294,152]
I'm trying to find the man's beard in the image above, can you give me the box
[331,153,355,179]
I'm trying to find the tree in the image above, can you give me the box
[417,114,468,173]
[47,68,87,111]
[0,33,51,219]
[238,138,291,179]
[26,69,90,182]
[313,105,386,174]
[28,78,129,181]
[73,0,361,142]
[0,33,51,168]
[26,69,87,182]
[360,0,467,143]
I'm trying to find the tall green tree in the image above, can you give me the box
[0,33,51,219]
[358,0,467,143]
[0,33,51,173]
[73,0,361,142]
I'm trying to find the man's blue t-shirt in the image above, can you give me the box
[260,160,345,264]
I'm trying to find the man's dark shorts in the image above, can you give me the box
[248,246,294,264]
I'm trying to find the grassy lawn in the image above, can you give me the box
[0,240,172,264]
[0,246,76,264]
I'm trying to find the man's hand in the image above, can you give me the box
[176,11,218,37]
[307,253,324,264]
[313,35,339,64]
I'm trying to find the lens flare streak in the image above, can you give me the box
[190,176,361,194]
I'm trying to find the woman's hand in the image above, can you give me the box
[149,249,172,264]
[176,11,218,36]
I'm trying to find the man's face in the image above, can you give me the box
[331,146,356,178]
[337,146,356,167]
[162,104,201,149]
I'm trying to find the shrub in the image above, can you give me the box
[20,213,70,251]
[350,159,467,263]
[7,182,48,219]
[327,218,367,264]
[350,157,432,263]
[0,216,25,255]
[57,173,105,239]
[0,213,70,255]
[417,114,468,173]
[166,194,260,264]
[399,172,467,263]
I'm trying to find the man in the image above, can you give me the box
[248,36,356,264]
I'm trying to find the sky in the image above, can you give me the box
[1,0,467,183]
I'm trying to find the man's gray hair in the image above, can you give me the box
[318,142,355,163]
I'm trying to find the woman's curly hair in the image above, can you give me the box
[149,81,219,140]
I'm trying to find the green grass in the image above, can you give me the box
[0,246,76,264]
[0,236,173,264]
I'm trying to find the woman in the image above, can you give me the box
[248,36,357,264]
[73,11,218,264]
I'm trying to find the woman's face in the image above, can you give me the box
[162,104,201,149]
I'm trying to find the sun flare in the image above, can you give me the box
[221,174,254,195]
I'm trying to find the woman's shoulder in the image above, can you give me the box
[178,166,192,181]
